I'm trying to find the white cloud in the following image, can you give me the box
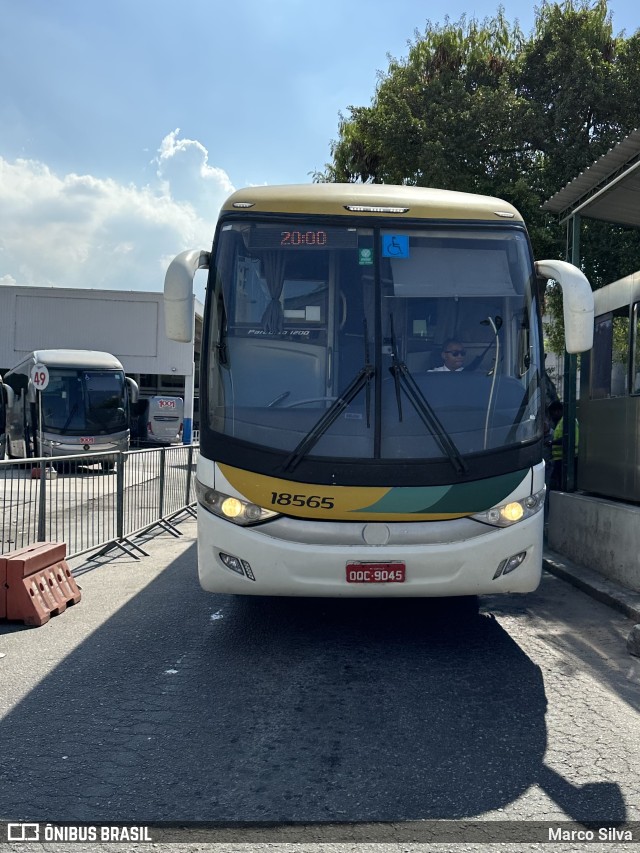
[0,131,235,297]
[156,129,235,221]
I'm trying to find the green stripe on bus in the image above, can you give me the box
[356,469,528,514]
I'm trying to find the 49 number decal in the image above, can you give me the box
[270,492,335,509]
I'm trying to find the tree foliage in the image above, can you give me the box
[317,0,640,341]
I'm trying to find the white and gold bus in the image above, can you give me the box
[3,349,138,463]
[164,183,593,597]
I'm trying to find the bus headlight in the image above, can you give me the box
[472,487,545,528]
[195,479,278,526]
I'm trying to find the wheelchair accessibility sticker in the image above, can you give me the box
[382,234,409,258]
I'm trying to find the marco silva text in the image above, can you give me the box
[549,826,634,842]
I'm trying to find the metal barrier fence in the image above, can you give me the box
[0,444,198,560]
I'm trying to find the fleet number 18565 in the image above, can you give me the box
[270,492,335,509]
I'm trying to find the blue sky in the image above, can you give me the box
[0,0,637,301]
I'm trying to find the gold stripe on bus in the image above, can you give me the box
[218,464,470,522]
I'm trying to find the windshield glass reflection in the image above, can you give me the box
[206,221,542,463]
[42,370,127,434]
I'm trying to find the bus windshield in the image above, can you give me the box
[206,220,542,466]
[41,369,128,434]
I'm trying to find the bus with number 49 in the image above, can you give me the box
[3,349,138,464]
[164,183,593,598]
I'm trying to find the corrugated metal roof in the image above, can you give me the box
[542,128,640,228]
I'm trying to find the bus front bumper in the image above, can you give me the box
[42,436,127,457]
[197,508,544,597]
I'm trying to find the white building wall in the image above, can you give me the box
[0,285,194,376]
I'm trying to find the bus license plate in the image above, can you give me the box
[80,437,95,444]
[346,562,405,583]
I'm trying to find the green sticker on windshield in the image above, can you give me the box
[358,248,373,265]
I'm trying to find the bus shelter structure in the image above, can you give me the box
[542,127,640,489]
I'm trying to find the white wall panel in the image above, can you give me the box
[14,295,157,356]
[0,286,198,378]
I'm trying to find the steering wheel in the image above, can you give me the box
[285,396,337,408]
[267,391,291,407]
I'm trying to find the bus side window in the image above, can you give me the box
[632,301,640,395]
[591,309,629,399]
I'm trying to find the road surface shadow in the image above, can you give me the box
[0,553,625,829]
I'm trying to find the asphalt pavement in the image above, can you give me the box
[3,516,640,853]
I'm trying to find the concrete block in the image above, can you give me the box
[2,542,81,627]
[548,492,640,592]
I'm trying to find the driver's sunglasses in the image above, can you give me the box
[445,349,466,357]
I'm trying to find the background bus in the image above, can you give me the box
[578,270,640,502]
[130,395,184,446]
[3,349,138,463]
[164,183,593,598]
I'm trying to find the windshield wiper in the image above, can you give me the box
[388,315,468,475]
[61,401,80,432]
[283,329,374,473]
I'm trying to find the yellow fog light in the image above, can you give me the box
[221,497,243,518]
[502,502,524,522]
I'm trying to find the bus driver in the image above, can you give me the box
[429,339,467,372]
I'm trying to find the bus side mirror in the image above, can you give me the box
[126,377,139,404]
[164,249,210,343]
[535,260,594,354]
[2,383,15,410]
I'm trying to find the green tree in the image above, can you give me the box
[318,0,640,315]
[519,1,640,285]
[322,11,532,195]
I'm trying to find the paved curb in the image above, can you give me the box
[543,546,640,623]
